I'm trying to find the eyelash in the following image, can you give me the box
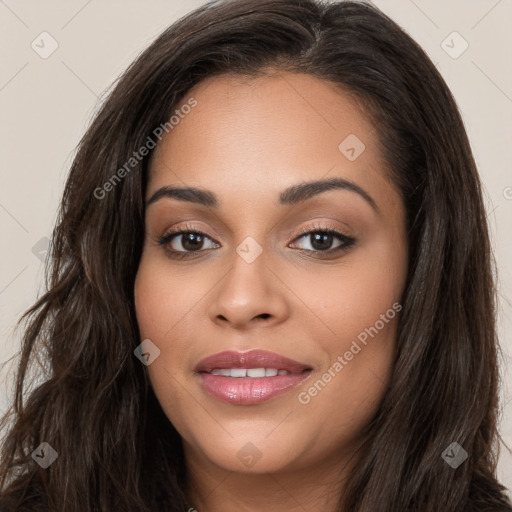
[157,221,356,260]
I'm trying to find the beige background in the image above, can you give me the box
[0,0,511,494]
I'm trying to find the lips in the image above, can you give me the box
[194,350,313,405]
[195,349,312,374]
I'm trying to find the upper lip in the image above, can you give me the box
[195,350,312,374]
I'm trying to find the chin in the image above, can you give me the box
[186,432,304,474]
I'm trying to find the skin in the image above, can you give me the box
[134,70,408,511]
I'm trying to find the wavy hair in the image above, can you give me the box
[1,0,510,510]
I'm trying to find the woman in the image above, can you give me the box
[1,0,510,510]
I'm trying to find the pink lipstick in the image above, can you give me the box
[195,350,312,405]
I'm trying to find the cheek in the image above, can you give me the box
[293,232,406,349]
[134,273,170,346]
[134,254,205,341]
[291,236,405,424]
[133,257,198,433]
[133,256,188,389]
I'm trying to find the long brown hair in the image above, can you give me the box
[1,1,510,510]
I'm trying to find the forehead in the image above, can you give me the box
[148,71,390,207]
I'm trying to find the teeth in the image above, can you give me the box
[210,369,231,376]
[210,368,290,377]
[247,368,266,377]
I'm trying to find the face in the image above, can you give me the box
[134,71,408,479]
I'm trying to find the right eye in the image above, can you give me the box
[158,226,220,258]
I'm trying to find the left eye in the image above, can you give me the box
[291,229,354,252]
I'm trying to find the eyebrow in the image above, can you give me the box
[145,177,378,212]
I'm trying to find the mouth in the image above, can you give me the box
[195,350,313,405]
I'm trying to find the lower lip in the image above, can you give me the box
[198,371,311,405]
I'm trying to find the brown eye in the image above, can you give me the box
[301,232,337,251]
[159,229,219,253]
[158,223,356,260]
[174,232,206,251]
[291,226,356,255]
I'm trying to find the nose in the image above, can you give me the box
[207,246,290,331]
